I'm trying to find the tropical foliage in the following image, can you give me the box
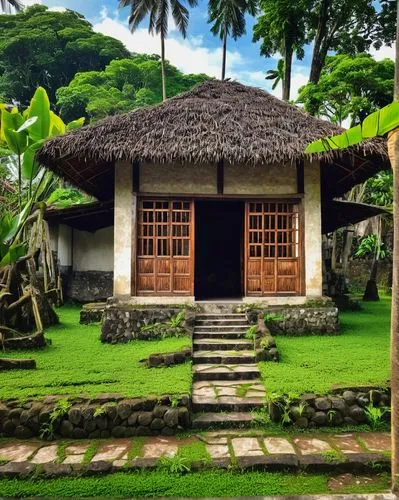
[253,0,308,100]
[0,5,130,105]
[56,55,210,122]
[298,54,394,125]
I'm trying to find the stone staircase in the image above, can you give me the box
[191,312,266,429]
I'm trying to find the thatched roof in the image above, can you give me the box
[38,80,388,200]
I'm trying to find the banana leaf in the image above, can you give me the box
[306,101,399,154]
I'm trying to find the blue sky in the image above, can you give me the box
[25,0,393,99]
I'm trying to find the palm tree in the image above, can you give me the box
[265,59,284,93]
[208,0,258,81]
[119,0,198,101]
[0,0,22,13]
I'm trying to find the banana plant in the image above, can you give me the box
[0,87,85,267]
[305,101,399,154]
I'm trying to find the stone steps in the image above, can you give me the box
[193,331,247,339]
[193,364,260,381]
[194,325,249,332]
[193,339,253,351]
[193,350,255,364]
[192,412,255,429]
[192,380,265,412]
[191,311,263,425]
[195,319,248,327]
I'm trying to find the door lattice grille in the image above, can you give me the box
[245,202,301,295]
[137,200,194,295]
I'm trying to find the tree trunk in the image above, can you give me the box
[389,125,399,493]
[341,225,354,274]
[331,231,337,271]
[282,40,293,101]
[389,2,399,490]
[221,30,227,81]
[363,258,380,301]
[309,0,331,84]
[160,33,167,101]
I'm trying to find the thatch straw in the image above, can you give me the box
[38,80,388,200]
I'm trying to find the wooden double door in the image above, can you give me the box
[136,198,302,297]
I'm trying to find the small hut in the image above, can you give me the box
[39,80,387,332]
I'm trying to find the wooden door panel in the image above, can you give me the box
[245,202,301,296]
[137,200,194,296]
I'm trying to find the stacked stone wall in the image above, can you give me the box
[0,395,190,439]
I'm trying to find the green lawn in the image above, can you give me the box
[259,296,391,395]
[0,471,390,497]
[0,306,191,401]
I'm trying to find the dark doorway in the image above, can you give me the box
[195,201,244,299]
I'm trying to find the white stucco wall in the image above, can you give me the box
[303,159,323,297]
[140,162,217,194]
[224,162,297,195]
[73,226,113,272]
[113,161,134,297]
[48,223,59,253]
[57,224,72,267]
[139,161,297,195]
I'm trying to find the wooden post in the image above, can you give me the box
[390,1,399,492]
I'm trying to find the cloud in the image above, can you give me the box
[369,44,395,61]
[93,11,244,79]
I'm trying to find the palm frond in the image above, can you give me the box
[0,0,23,13]
[170,0,189,37]
[155,0,169,38]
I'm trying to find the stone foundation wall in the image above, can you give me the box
[0,394,191,439]
[269,388,390,428]
[67,271,113,303]
[101,304,195,343]
[247,306,339,336]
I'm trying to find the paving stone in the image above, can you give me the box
[0,461,35,478]
[264,437,296,455]
[65,443,90,455]
[92,442,130,461]
[63,454,84,464]
[330,434,364,454]
[360,432,391,452]
[85,460,112,475]
[142,437,178,458]
[199,436,228,445]
[193,412,254,429]
[293,437,332,455]
[206,444,230,459]
[43,463,72,477]
[0,443,39,462]
[31,445,58,464]
[231,437,264,457]
[112,459,127,469]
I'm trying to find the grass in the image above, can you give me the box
[0,471,390,497]
[259,295,391,396]
[0,306,191,401]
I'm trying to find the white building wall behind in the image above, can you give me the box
[73,226,114,272]
[58,224,72,267]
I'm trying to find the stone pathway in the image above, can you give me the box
[0,432,391,477]
[192,313,265,427]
